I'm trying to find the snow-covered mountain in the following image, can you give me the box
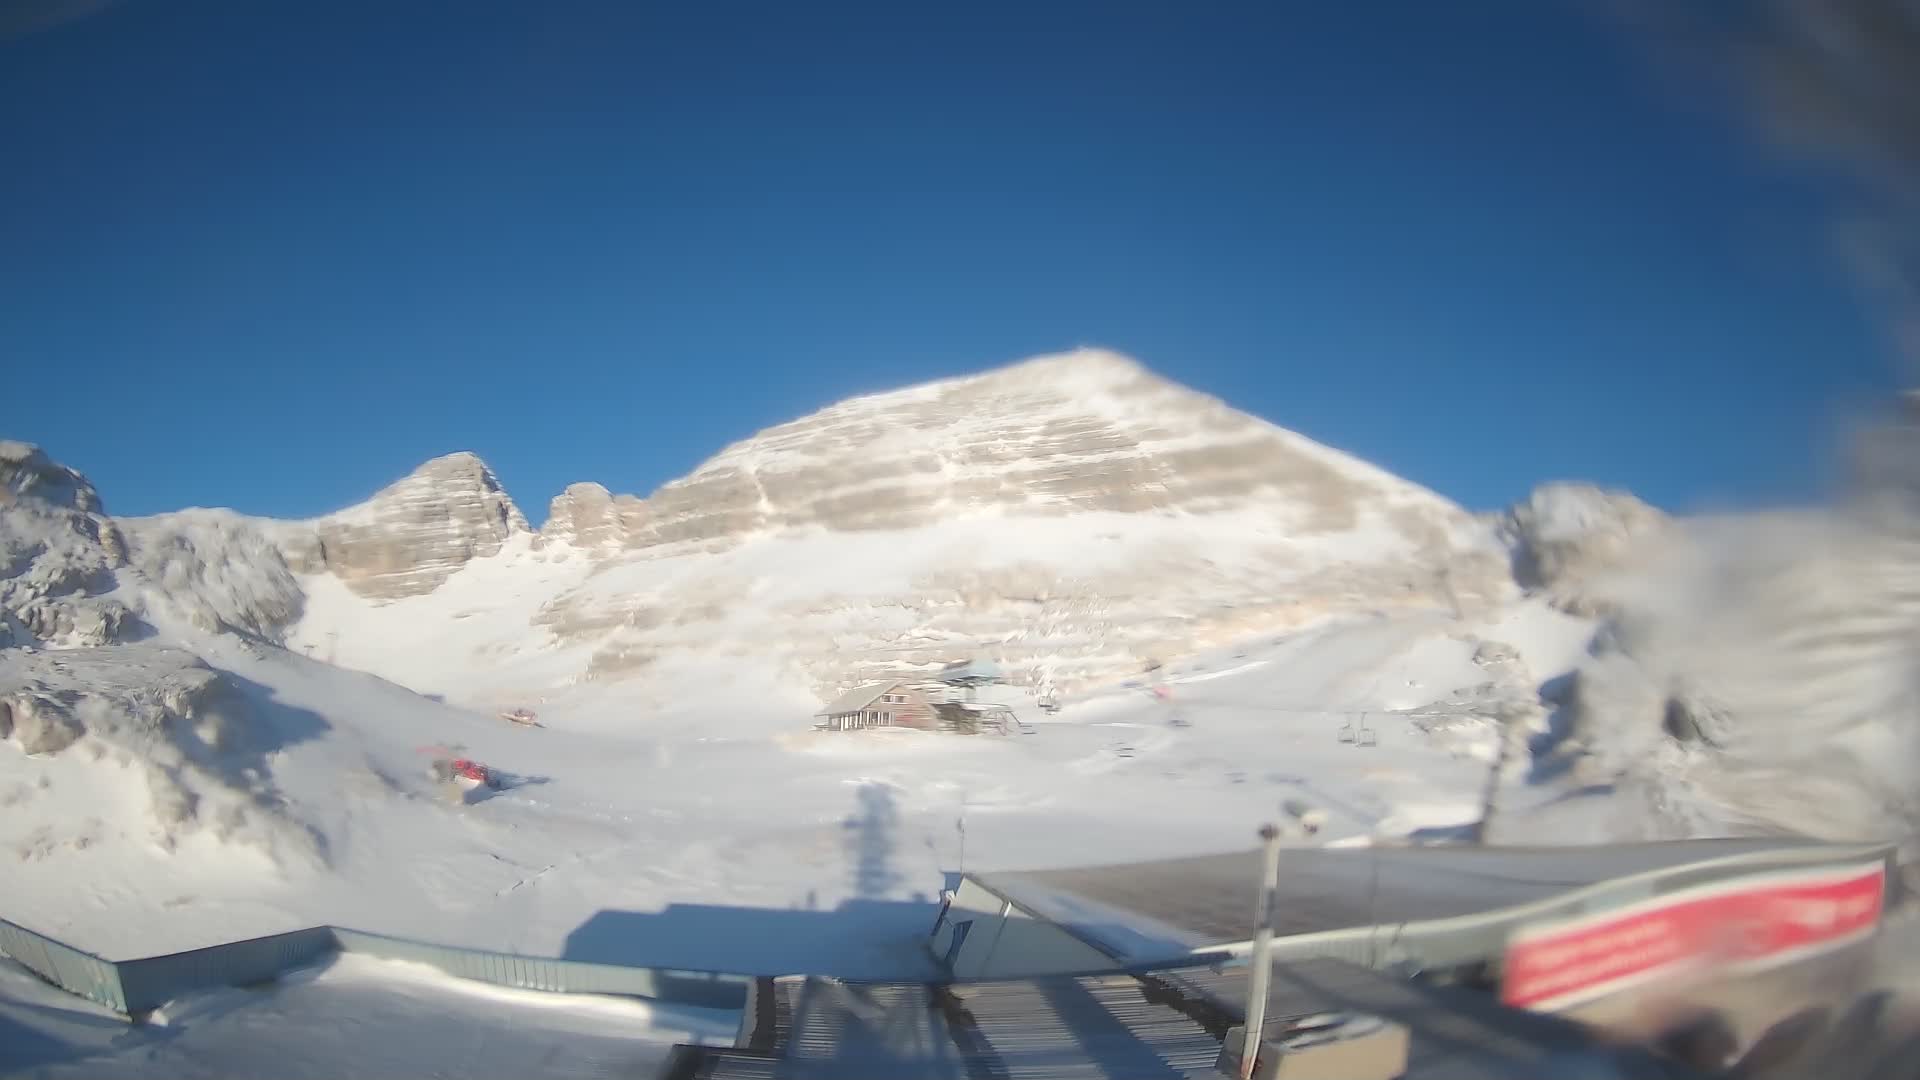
[185,349,1518,714]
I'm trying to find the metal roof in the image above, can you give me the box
[938,659,1002,684]
[666,960,1678,1080]
[814,682,901,717]
[971,838,1828,957]
[676,971,1225,1079]
[944,970,1224,1078]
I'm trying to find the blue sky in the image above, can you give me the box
[0,1,1898,520]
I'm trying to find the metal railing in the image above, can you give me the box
[953,841,1903,982]
[1187,841,1901,977]
[332,928,754,1010]
[1,922,756,1019]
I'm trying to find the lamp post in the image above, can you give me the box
[1239,800,1325,1079]
[1239,823,1284,1079]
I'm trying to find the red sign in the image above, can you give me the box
[1501,861,1886,1012]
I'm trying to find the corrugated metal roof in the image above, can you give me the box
[815,682,901,717]
[946,971,1222,1078]
[670,962,1652,1080]
[686,973,1221,1079]
[783,979,955,1065]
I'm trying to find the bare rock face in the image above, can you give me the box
[13,595,131,647]
[2,692,82,755]
[0,440,106,515]
[538,482,648,555]
[312,452,530,600]
[1499,483,1668,609]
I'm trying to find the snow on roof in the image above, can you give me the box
[814,681,903,716]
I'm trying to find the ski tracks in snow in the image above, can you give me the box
[1065,723,1180,775]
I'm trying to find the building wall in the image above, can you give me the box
[884,685,938,729]
[821,682,938,731]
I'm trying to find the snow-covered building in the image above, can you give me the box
[813,681,937,731]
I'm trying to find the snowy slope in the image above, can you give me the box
[3,589,1598,966]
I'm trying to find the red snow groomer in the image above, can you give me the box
[451,758,498,789]
[429,755,504,792]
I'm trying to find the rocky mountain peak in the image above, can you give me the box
[971,347,1151,389]
[308,451,530,601]
[1,440,105,514]
[536,348,1460,557]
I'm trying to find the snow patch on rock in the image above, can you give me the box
[1499,482,1669,614]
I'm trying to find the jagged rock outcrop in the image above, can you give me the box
[0,442,134,646]
[1499,483,1668,613]
[12,595,131,647]
[0,693,82,754]
[1,440,106,515]
[538,482,648,555]
[0,446,351,867]
[308,452,529,600]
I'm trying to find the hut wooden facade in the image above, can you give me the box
[814,681,938,731]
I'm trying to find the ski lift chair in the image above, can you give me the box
[1336,718,1356,743]
[1356,716,1378,747]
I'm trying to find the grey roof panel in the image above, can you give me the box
[672,962,1667,1080]
[974,838,1825,955]
[948,972,1222,1078]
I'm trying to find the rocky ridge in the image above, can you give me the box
[534,350,1470,555]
